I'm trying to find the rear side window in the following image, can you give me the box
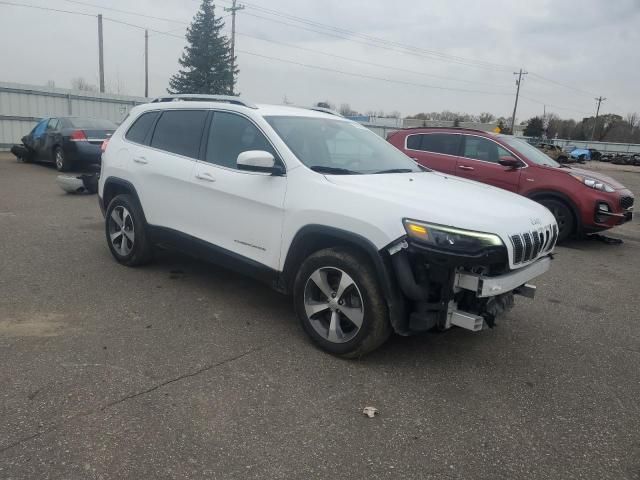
[125,111,159,145]
[412,133,461,155]
[406,134,422,150]
[150,110,207,158]
[205,112,276,169]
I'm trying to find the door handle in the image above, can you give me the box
[133,156,148,164]
[459,165,475,171]
[195,172,216,182]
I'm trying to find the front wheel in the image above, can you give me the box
[105,194,154,266]
[539,198,574,242]
[293,247,392,358]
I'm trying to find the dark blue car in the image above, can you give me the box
[18,116,117,171]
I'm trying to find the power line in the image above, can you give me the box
[233,49,512,96]
[0,0,95,17]
[236,31,514,89]
[528,72,598,98]
[519,95,592,115]
[233,9,515,72]
[57,0,187,24]
[220,0,517,71]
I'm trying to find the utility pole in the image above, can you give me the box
[144,29,149,98]
[510,69,527,135]
[591,96,606,141]
[224,0,244,94]
[98,14,105,93]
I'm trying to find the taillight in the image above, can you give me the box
[70,130,87,142]
[101,138,109,152]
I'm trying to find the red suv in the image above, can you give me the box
[388,128,634,241]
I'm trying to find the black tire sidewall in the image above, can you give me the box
[105,194,152,266]
[293,248,390,357]
[540,198,574,242]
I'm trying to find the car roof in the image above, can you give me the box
[136,98,346,120]
[398,127,497,136]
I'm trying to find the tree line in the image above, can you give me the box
[523,113,640,143]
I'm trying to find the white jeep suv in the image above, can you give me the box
[99,95,557,357]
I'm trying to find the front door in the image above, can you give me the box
[456,135,521,192]
[188,111,287,270]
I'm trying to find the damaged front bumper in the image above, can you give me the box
[454,256,551,298]
[386,238,552,335]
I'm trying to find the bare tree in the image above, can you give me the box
[45,80,56,89]
[339,103,358,116]
[71,77,98,92]
[478,112,496,123]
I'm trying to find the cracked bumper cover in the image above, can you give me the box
[454,256,552,298]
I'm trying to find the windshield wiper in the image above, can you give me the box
[372,168,415,174]
[309,166,359,175]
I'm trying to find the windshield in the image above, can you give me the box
[265,116,422,174]
[500,136,560,167]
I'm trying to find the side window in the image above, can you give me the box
[205,112,276,169]
[125,111,160,145]
[463,136,501,163]
[421,134,461,156]
[497,144,514,159]
[406,134,422,150]
[150,110,207,158]
[47,118,59,130]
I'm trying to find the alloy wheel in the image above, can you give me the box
[55,149,64,170]
[303,267,364,344]
[108,206,135,256]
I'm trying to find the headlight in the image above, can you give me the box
[403,219,503,253]
[569,173,615,193]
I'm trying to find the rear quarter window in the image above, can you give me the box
[125,111,160,145]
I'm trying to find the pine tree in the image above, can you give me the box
[168,0,237,95]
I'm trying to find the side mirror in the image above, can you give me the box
[498,156,521,169]
[237,150,285,176]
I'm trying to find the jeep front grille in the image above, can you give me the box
[621,196,634,210]
[510,224,556,265]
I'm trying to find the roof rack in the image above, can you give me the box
[150,94,257,109]
[304,106,343,117]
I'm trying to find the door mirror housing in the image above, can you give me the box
[237,150,285,176]
[498,156,522,169]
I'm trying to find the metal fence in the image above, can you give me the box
[0,82,147,150]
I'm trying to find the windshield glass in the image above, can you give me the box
[500,136,560,167]
[265,116,422,174]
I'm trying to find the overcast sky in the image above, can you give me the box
[0,0,638,121]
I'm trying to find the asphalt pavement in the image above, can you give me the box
[1,153,639,479]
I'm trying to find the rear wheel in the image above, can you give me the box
[54,146,72,172]
[293,247,392,358]
[105,194,154,266]
[539,198,574,242]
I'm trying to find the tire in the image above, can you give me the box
[105,194,154,266]
[293,247,392,358]
[54,146,72,172]
[539,198,574,242]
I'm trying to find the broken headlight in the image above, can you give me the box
[403,219,503,253]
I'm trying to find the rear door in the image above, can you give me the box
[456,135,521,192]
[404,133,461,174]
[133,109,207,232]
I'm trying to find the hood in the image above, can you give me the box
[566,167,627,190]
[325,171,556,241]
